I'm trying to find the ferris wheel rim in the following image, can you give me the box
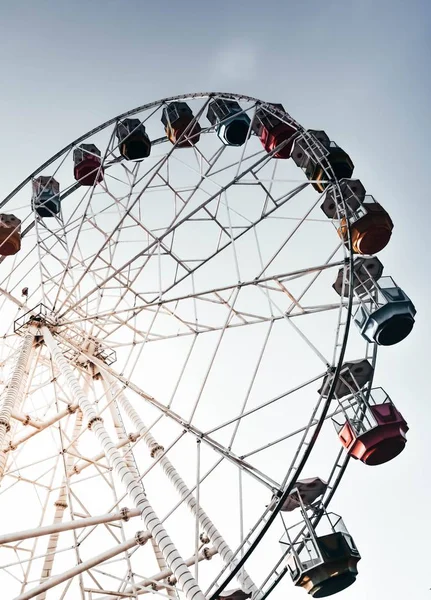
[0,91,300,211]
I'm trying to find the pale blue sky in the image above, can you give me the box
[0,1,430,598]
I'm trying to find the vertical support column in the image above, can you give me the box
[35,206,81,311]
[41,326,206,600]
[103,373,259,596]
[0,326,37,477]
[38,406,83,598]
[101,377,175,598]
[101,376,140,479]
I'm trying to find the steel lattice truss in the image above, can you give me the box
[0,94,375,600]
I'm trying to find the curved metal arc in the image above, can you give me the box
[0,92,300,210]
[207,143,357,600]
[0,93,292,278]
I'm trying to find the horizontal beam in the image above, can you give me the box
[14,532,149,600]
[9,404,78,449]
[10,410,41,429]
[0,507,140,545]
[70,432,141,476]
[98,546,218,599]
[59,260,344,327]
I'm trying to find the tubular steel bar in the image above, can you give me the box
[104,373,259,596]
[41,326,206,600]
[0,326,36,478]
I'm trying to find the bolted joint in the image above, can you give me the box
[67,404,77,414]
[202,547,213,560]
[128,432,139,442]
[134,530,148,546]
[150,443,164,458]
[0,419,11,432]
[199,533,210,544]
[54,500,68,509]
[120,507,130,522]
[7,441,16,452]
[87,416,103,430]
[167,575,177,586]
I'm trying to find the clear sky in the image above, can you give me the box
[0,1,430,598]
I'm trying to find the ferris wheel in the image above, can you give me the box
[0,93,416,600]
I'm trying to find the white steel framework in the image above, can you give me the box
[0,93,380,600]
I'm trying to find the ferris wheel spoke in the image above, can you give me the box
[51,154,123,310]
[240,404,345,460]
[254,165,280,214]
[56,100,216,318]
[57,259,344,333]
[256,285,331,366]
[256,195,326,281]
[60,299,348,349]
[36,216,81,310]
[225,320,273,450]
[86,152,298,308]
[56,161,179,315]
[185,286,241,423]
[58,177,314,322]
[204,370,326,438]
[153,169,234,251]
[55,164,169,313]
[54,331,282,491]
